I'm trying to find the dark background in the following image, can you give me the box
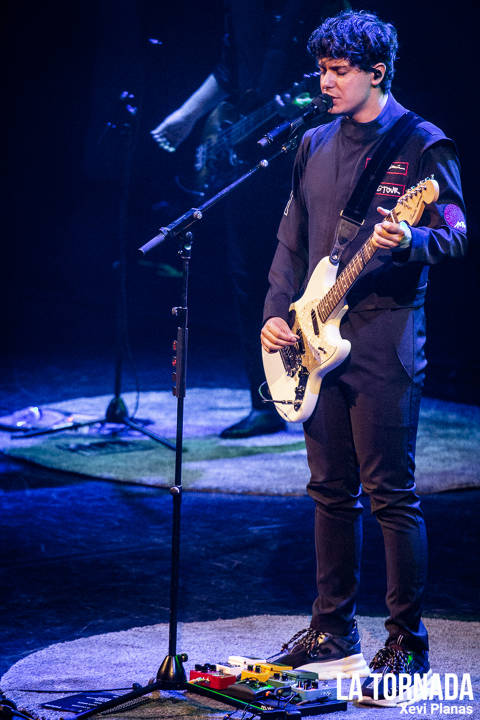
[5,0,479,404]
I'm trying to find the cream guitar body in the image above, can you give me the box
[262,257,350,422]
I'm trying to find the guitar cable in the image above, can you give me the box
[258,381,295,406]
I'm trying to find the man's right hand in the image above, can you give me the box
[261,317,298,353]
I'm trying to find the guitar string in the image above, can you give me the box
[317,185,426,321]
[200,101,279,152]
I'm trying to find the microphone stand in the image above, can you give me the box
[72,110,325,719]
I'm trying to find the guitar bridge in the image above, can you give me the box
[279,329,305,377]
[280,345,300,377]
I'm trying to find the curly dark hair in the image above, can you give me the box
[307,10,398,93]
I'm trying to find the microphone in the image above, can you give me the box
[257,94,333,148]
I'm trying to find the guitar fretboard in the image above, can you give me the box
[318,210,396,323]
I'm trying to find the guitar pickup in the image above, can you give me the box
[311,309,320,335]
[297,328,305,355]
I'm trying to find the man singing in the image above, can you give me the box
[261,10,467,706]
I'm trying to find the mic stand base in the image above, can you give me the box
[73,653,188,720]
[105,395,129,423]
[14,396,176,450]
[156,652,188,687]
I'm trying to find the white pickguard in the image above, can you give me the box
[262,256,351,423]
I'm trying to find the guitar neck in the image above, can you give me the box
[318,210,397,322]
[224,99,279,147]
[223,73,318,147]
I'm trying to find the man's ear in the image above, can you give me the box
[371,64,386,85]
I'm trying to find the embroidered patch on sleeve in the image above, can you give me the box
[284,191,294,216]
[376,182,406,198]
[444,204,467,231]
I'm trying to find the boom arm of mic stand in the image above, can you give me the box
[138,144,300,257]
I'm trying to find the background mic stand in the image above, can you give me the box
[14,92,174,450]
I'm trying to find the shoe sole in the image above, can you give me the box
[296,652,370,680]
[358,669,433,707]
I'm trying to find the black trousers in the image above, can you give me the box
[304,307,429,652]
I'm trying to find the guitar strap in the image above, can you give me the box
[329,110,422,265]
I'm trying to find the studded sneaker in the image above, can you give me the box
[361,636,431,707]
[269,622,369,679]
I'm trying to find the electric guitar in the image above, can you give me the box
[262,177,440,423]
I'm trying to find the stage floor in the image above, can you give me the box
[1,341,479,680]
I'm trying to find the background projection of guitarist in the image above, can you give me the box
[260,9,467,707]
[151,0,346,439]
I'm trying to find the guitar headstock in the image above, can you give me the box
[394,176,440,226]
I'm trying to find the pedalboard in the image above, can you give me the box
[187,664,347,716]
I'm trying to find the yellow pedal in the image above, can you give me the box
[240,661,293,682]
[260,662,293,673]
[240,668,271,682]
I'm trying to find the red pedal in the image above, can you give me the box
[189,670,237,690]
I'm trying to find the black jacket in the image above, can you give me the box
[263,94,467,324]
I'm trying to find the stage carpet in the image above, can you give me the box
[0,388,480,495]
[1,389,479,495]
[1,615,478,719]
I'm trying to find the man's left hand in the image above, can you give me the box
[372,207,412,250]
